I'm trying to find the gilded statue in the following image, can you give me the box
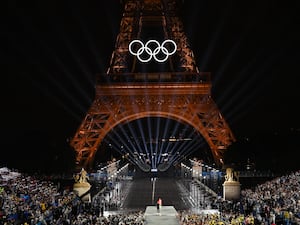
[225,167,239,182]
[74,168,89,184]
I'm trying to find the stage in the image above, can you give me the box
[144,206,179,225]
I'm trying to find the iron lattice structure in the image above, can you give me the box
[71,0,235,169]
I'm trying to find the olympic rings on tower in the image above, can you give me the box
[129,39,177,63]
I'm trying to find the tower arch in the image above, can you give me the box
[70,0,235,169]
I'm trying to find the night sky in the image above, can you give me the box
[1,0,299,173]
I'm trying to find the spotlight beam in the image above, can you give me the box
[77,18,108,75]
[169,129,206,164]
[147,116,155,168]
[157,118,172,164]
[222,52,280,121]
[167,122,195,156]
[200,17,226,71]
[18,41,88,119]
[128,95,152,164]
[215,49,264,107]
[32,31,92,105]
[168,133,197,161]
[169,139,206,167]
[104,126,143,165]
[214,39,243,88]
[30,78,82,121]
[58,32,96,91]
[164,126,196,166]
[154,116,161,168]
[137,119,151,163]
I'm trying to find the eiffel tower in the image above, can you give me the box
[70,0,235,169]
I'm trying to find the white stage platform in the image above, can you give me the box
[144,206,179,225]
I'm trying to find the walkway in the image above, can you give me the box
[144,206,179,225]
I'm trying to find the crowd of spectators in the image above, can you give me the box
[178,170,300,225]
[178,211,255,225]
[1,167,300,225]
[0,168,144,224]
[238,170,300,224]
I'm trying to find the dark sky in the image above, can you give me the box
[1,0,299,173]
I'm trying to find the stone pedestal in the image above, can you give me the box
[223,181,241,201]
[73,182,91,202]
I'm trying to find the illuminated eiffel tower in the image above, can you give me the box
[70,0,235,169]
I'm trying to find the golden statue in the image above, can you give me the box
[225,168,234,181]
[225,167,239,182]
[73,168,91,202]
[74,168,89,184]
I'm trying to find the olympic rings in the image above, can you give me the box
[129,39,177,63]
